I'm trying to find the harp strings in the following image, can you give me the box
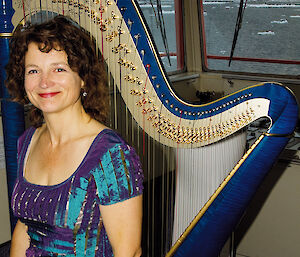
[171,102,247,244]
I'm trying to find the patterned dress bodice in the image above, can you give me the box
[12,127,143,256]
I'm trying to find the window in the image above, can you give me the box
[137,0,184,73]
[201,0,300,76]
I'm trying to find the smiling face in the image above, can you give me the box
[24,42,84,115]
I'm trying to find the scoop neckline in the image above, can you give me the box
[20,127,111,189]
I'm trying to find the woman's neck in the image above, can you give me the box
[41,105,93,147]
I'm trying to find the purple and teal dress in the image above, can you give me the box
[11,127,144,256]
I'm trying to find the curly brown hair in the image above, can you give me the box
[5,15,108,128]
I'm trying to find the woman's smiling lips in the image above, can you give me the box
[38,92,60,98]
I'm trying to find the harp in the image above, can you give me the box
[5,1,298,256]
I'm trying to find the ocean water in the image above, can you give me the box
[137,0,179,72]
[137,0,300,75]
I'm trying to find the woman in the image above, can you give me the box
[6,15,143,257]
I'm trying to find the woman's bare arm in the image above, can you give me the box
[10,220,30,257]
[100,195,143,257]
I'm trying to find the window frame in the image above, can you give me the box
[198,0,300,78]
[137,0,185,74]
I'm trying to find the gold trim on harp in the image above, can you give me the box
[264,132,294,138]
[166,134,265,257]
[0,33,13,37]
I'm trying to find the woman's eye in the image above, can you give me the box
[56,68,66,72]
[27,69,38,74]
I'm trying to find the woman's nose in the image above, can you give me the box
[39,73,53,89]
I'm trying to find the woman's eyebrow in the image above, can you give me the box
[24,64,39,68]
[25,62,69,68]
[50,62,70,67]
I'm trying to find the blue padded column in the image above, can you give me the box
[0,0,25,232]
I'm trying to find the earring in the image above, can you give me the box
[82,91,87,97]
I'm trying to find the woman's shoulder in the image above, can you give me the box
[84,127,143,171]
[18,126,35,141]
[85,121,126,147]
[90,128,136,159]
[97,128,128,146]
[17,127,36,153]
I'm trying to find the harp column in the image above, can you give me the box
[0,0,25,231]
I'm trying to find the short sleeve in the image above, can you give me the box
[93,143,144,205]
